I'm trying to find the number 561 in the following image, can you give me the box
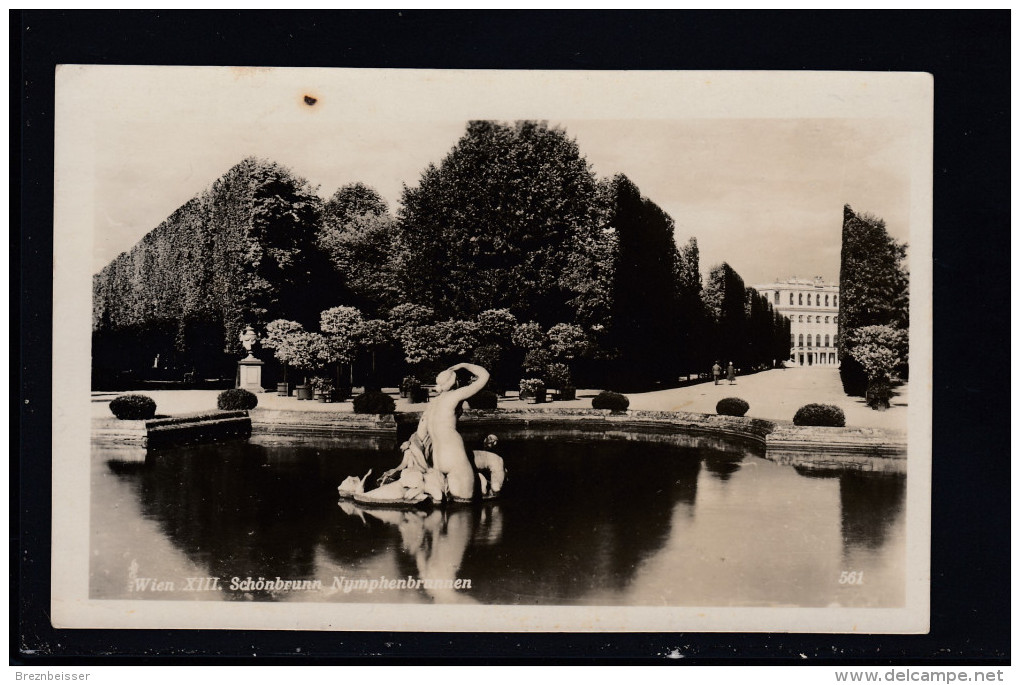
[839,571,864,585]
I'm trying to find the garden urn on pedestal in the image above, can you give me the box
[236,325,265,393]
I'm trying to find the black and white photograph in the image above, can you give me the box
[51,66,932,633]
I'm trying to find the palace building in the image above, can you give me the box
[754,276,840,367]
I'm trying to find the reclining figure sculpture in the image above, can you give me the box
[338,363,505,506]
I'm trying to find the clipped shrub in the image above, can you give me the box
[109,394,157,420]
[217,388,259,411]
[468,390,499,410]
[793,403,846,427]
[352,390,396,415]
[592,390,629,412]
[716,397,749,417]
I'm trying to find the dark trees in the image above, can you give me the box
[605,174,683,389]
[702,263,789,373]
[395,120,606,325]
[318,183,401,316]
[675,237,710,376]
[837,204,910,395]
[704,263,748,369]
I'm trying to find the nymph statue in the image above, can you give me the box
[339,363,505,505]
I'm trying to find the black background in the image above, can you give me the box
[14,10,1010,665]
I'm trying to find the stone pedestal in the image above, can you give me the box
[237,356,265,393]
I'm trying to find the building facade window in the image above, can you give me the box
[834,315,838,324]
[825,316,830,324]
[834,295,838,307]
[798,334,804,347]
[816,293,820,306]
[824,334,830,347]
[798,315,803,323]
[774,291,780,304]
[816,334,821,347]
[798,293,803,305]
[825,294,829,306]
[789,292,794,305]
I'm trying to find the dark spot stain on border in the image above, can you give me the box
[303,95,318,106]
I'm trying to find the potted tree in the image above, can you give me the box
[519,378,546,404]
[312,376,337,403]
[545,362,572,401]
[547,323,591,402]
[262,319,305,396]
[520,347,551,401]
[320,306,363,397]
[475,308,518,395]
[286,331,325,401]
[354,318,394,392]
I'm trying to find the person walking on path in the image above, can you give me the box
[727,361,736,385]
[712,361,722,385]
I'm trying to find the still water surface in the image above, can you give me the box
[91,435,905,606]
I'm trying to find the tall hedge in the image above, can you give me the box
[92,158,335,380]
[605,174,683,388]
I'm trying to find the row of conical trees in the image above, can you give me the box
[92,120,792,391]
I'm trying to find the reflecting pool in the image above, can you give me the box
[90,435,905,606]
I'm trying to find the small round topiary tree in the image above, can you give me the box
[109,394,157,420]
[716,397,750,417]
[793,403,846,427]
[217,388,259,411]
[468,389,499,410]
[352,390,396,415]
[592,390,629,412]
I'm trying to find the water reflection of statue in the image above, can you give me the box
[337,503,504,603]
[239,325,258,359]
[339,363,505,504]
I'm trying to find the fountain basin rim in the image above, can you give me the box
[92,407,907,474]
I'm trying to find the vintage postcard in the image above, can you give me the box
[52,66,932,632]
